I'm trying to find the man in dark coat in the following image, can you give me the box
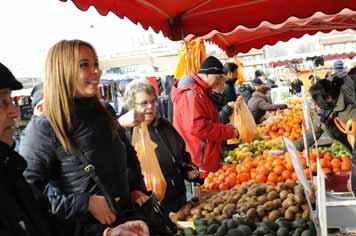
[0,62,149,236]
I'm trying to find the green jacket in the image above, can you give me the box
[295,93,356,151]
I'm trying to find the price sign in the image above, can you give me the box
[283,137,312,196]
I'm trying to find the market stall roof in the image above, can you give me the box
[269,51,356,67]
[59,0,356,41]
[199,8,356,57]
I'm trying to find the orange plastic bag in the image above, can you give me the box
[132,122,167,201]
[229,100,258,143]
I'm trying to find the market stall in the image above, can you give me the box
[56,1,356,235]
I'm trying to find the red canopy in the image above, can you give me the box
[200,8,356,57]
[269,52,356,67]
[60,0,356,40]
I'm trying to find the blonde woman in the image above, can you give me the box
[123,80,199,213]
[19,40,149,236]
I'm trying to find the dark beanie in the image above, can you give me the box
[255,69,265,78]
[0,62,23,90]
[198,56,224,74]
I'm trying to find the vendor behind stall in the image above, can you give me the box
[294,77,356,192]
[294,77,355,151]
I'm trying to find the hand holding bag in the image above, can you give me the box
[132,122,167,202]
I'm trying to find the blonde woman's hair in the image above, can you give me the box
[124,79,157,109]
[44,39,118,152]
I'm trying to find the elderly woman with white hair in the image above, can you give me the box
[122,79,199,213]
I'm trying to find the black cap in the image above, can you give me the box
[255,69,265,78]
[30,83,43,108]
[198,56,224,74]
[0,62,23,90]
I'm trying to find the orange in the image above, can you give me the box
[310,162,317,174]
[258,166,270,176]
[273,165,285,175]
[320,159,330,168]
[277,176,285,183]
[330,158,341,169]
[341,159,352,171]
[225,176,236,188]
[291,172,298,181]
[255,173,267,183]
[250,171,257,180]
[304,169,312,180]
[267,172,278,183]
[239,172,250,183]
[218,183,229,190]
[323,152,333,161]
[322,168,331,174]
[282,170,292,179]
[341,155,351,162]
[272,158,282,167]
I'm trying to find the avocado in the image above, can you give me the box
[291,219,307,229]
[207,218,220,226]
[215,224,228,236]
[195,225,207,233]
[233,216,244,225]
[243,218,257,231]
[195,218,208,227]
[227,228,245,236]
[175,230,184,236]
[292,228,304,236]
[254,225,271,235]
[262,221,279,232]
[227,208,237,218]
[276,227,289,236]
[227,219,238,229]
[301,229,316,236]
[306,221,316,233]
[206,224,220,234]
[183,227,195,236]
[237,224,252,235]
[275,218,291,229]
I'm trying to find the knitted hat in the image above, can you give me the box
[0,62,23,90]
[333,60,344,73]
[255,69,265,78]
[198,56,224,74]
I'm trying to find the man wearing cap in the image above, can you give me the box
[0,63,149,236]
[171,56,238,178]
[0,62,60,236]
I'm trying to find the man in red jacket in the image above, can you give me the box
[171,56,238,178]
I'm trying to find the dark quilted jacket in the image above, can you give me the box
[19,97,146,236]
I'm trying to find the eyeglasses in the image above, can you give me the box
[134,99,158,107]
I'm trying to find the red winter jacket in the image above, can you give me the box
[171,73,235,177]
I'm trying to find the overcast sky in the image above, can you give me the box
[0,0,166,77]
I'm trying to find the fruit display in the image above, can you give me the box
[203,152,309,191]
[287,97,303,109]
[176,217,316,236]
[306,143,352,175]
[224,138,284,164]
[174,181,315,236]
[257,109,304,140]
[176,181,313,222]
